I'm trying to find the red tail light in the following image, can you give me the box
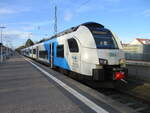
[115,72,125,80]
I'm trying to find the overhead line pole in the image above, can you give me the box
[51,5,57,68]
[54,6,57,35]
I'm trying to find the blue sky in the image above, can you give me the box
[0,0,150,48]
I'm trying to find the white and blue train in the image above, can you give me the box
[22,22,127,84]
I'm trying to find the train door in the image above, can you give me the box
[31,48,33,58]
[67,38,81,73]
[50,43,54,68]
[36,46,38,59]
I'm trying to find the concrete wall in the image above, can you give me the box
[127,64,150,82]
[124,45,150,61]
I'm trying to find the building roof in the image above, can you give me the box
[136,38,150,45]
[122,43,129,47]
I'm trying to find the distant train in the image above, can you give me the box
[21,22,128,85]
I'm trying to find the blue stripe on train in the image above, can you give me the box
[44,38,71,71]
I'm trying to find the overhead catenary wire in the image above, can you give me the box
[77,0,90,8]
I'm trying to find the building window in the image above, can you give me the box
[39,50,48,59]
[57,45,64,58]
[67,38,79,52]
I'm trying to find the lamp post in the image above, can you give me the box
[0,26,6,63]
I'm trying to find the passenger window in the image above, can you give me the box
[29,49,32,53]
[57,45,64,58]
[39,50,48,59]
[67,38,79,52]
[33,49,36,54]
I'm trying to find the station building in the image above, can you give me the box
[0,43,13,60]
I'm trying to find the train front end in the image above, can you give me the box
[86,23,128,83]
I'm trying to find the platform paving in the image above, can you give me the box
[0,55,140,113]
[0,55,94,113]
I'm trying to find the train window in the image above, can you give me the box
[39,50,48,59]
[57,45,64,58]
[29,49,32,53]
[93,33,118,49]
[33,49,36,54]
[67,38,79,52]
[91,29,118,49]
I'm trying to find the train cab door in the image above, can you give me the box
[50,43,54,68]
[66,38,81,73]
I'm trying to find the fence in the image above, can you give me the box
[125,52,150,62]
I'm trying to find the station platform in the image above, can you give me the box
[126,60,150,66]
[0,55,137,113]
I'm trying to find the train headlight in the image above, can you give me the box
[99,59,108,65]
[119,58,126,67]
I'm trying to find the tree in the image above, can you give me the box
[25,39,34,47]
[15,45,25,53]
[15,39,34,53]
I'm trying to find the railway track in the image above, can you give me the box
[97,88,150,113]
[53,69,150,112]
[68,76,150,113]
[80,80,150,113]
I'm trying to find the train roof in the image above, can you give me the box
[41,22,104,42]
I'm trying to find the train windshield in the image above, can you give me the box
[92,29,118,49]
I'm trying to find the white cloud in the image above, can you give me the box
[2,29,42,48]
[4,30,30,40]
[1,30,29,48]
[0,8,16,14]
[5,20,53,32]
[143,9,150,17]
[0,7,30,15]
[64,10,74,21]
[3,29,38,44]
